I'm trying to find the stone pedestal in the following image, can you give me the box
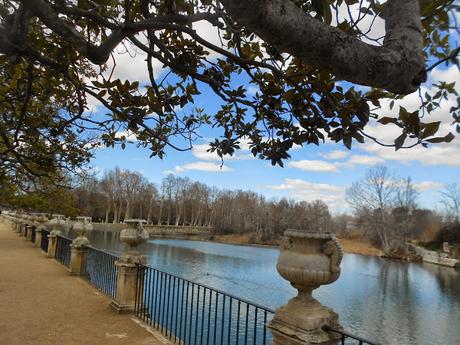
[110,258,144,313]
[268,230,344,345]
[270,291,341,345]
[35,228,42,247]
[110,219,148,313]
[26,226,33,241]
[47,230,61,258]
[70,236,90,275]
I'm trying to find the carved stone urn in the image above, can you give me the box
[269,229,344,345]
[71,216,93,248]
[119,219,148,265]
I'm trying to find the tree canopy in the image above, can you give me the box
[0,0,459,190]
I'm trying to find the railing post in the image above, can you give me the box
[35,227,43,247]
[268,230,344,345]
[26,225,33,241]
[33,214,49,247]
[47,230,61,258]
[110,219,148,313]
[70,237,90,275]
[69,216,93,276]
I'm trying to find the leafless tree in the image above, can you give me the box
[440,183,460,225]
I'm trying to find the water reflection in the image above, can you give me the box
[68,231,460,345]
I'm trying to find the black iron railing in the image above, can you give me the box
[84,246,118,298]
[40,229,50,253]
[323,326,381,345]
[31,227,36,243]
[135,264,274,345]
[55,235,72,268]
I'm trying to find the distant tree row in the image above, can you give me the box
[3,165,458,251]
[72,167,333,240]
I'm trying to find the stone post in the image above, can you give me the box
[70,236,90,275]
[268,230,344,345]
[26,225,33,241]
[47,230,61,258]
[111,219,148,313]
[443,242,450,254]
[69,216,93,275]
[34,214,49,247]
[35,227,43,247]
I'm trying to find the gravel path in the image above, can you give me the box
[0,220,169,345]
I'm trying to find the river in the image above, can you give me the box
[78,230,460,345]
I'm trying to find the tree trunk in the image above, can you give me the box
[158,199,164,225]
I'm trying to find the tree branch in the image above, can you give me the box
[219,0,426,94]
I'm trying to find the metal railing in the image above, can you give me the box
[135,264,274,345]
[40,229,50,253]
[55,235,72,268]
[31,227,36,243]
[323,326,381,345]
[84,246,118,299]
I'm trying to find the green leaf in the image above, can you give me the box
[425,132,455,143]
[378,117,398,125]
[421,121,441,138]
[394,133,407,151]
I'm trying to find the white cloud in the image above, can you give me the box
[247,86,260,96]
[347,155,385,166]
[167,161,232,174]
[288,160,339,172]
[115,130,138,142]
[191,144,253,162]
[102,39,164,83]
[268,178,346,207]
[321,150,350,160]
[415,181,444,192]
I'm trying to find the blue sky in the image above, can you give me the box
[89,63,460,214]
[86,12,460,214]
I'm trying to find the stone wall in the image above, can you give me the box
[90,222,212,237]
[410,244,460,268]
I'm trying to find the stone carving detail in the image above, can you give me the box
[119,219,148,265]
[269,229,344,344]
[322,238,343,275]
[280,237,293,250]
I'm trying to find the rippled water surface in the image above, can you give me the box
[82,231,460,345]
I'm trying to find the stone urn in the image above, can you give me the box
[47,215,65,240]
[269,229,344,345]
[71,216,93,248]
[119,219,148,264]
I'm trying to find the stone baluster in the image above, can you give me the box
[69,216,93,275]
[47,215,65,258]
[111,219,148,313]
[268,229,344,345]
[34,214,49,247]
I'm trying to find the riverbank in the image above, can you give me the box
[211,234,383,257]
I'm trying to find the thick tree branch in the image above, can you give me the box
[219,0,426,94]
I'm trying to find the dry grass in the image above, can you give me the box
[336,237,383,256]
[212,233,382,256]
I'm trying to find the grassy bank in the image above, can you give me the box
[211,234,382,257]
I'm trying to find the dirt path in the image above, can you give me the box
[0,220,170,345]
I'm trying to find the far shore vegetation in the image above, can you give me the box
[2,166,459,260]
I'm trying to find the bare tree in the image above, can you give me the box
[440,183,460,225]
[347,166,398,253]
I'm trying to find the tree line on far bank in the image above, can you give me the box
[2,166,459,256]
[73,168,333,243]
